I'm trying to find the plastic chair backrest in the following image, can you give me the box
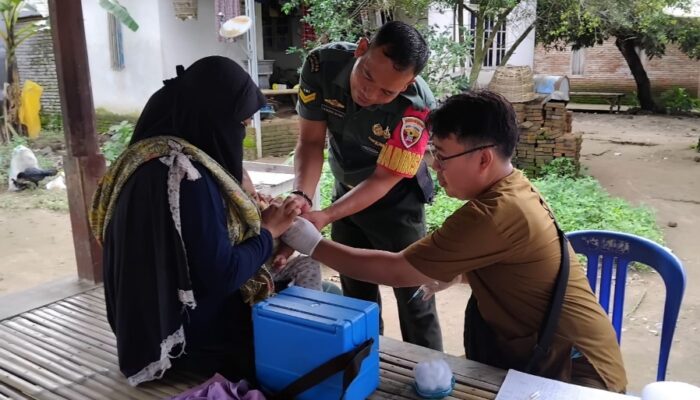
[566,230,686,381]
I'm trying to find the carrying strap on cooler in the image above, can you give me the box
[267,338,374,400]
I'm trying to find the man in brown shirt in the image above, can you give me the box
[281,91,627,392]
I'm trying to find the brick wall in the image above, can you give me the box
[534,39,700,96]
[16,17,61,115]
[244,116,300,159]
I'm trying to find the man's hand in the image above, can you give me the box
[418,274,464,300]
[301,210,333,231]
[289,193,313,214]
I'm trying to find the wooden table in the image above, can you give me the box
[0,288,506,399]
[243,161,295,198]
[261,88,298,105]
[374,337,505,399]
[570,91,626,113]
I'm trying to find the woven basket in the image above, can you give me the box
[488,66,537,103]
[174,0,198,20]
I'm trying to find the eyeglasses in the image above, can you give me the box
[428,143,496,170]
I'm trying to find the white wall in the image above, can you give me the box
[428,5,453,33]
[82,0,165,114]
[427,0,537,88]
[157,0,250,81]
[505,0,536,68]
[82,0,263,114]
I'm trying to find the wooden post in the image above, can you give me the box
[48,0,106,283]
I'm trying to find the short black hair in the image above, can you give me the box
[428,90,520,159]
[370,21,429,75]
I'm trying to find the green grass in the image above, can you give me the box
[424,175,662,243]
[319,159,663,249]
[94,108,139,134]
[425,190,463,232]
[532,175,662,243]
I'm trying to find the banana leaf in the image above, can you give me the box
[98,0,138,32]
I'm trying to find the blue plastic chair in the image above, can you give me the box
[566,230,686,381]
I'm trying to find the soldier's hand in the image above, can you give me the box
[289,193,313,214]
[302,210,332,231]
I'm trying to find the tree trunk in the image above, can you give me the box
[455,0,466,70]
[499,23,534,66]
[615,37,658,112]
[5,59,21,136]
[468,8,510,88]
[469,10,484,86]
[2,6,22,141]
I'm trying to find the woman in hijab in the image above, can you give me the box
[90,56,304,386]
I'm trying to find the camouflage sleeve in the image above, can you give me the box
[376,106,429,178]
[295,52,325,121]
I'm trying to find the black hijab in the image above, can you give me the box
[104,57,266,385]
[130,56,266,182]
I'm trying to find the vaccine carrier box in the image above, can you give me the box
[253,286,380,399]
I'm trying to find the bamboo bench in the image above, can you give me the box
[0,287,506,399]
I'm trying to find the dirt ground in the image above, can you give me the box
[0,112,698,393]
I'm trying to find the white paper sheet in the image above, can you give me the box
[247,170,294,186]
[495,370,639,400]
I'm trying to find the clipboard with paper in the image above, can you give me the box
[495,370,639,400]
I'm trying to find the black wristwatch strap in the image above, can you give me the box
[291,190,313,207]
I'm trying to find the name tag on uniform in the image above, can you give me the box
[322,103,345,118]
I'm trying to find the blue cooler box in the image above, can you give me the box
[253,286,380,399]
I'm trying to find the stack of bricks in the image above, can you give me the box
[513,99,582,175]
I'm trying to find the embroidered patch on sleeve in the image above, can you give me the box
[377,106,430,177]
[298,86,317,104]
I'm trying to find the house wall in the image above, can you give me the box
[504,0,536,68]
[80,0,265,114]
[157,0,262,86]
[16,18,61,114]
[534,39,700,97]
[427,0,537,88]
[81,0,165,114]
